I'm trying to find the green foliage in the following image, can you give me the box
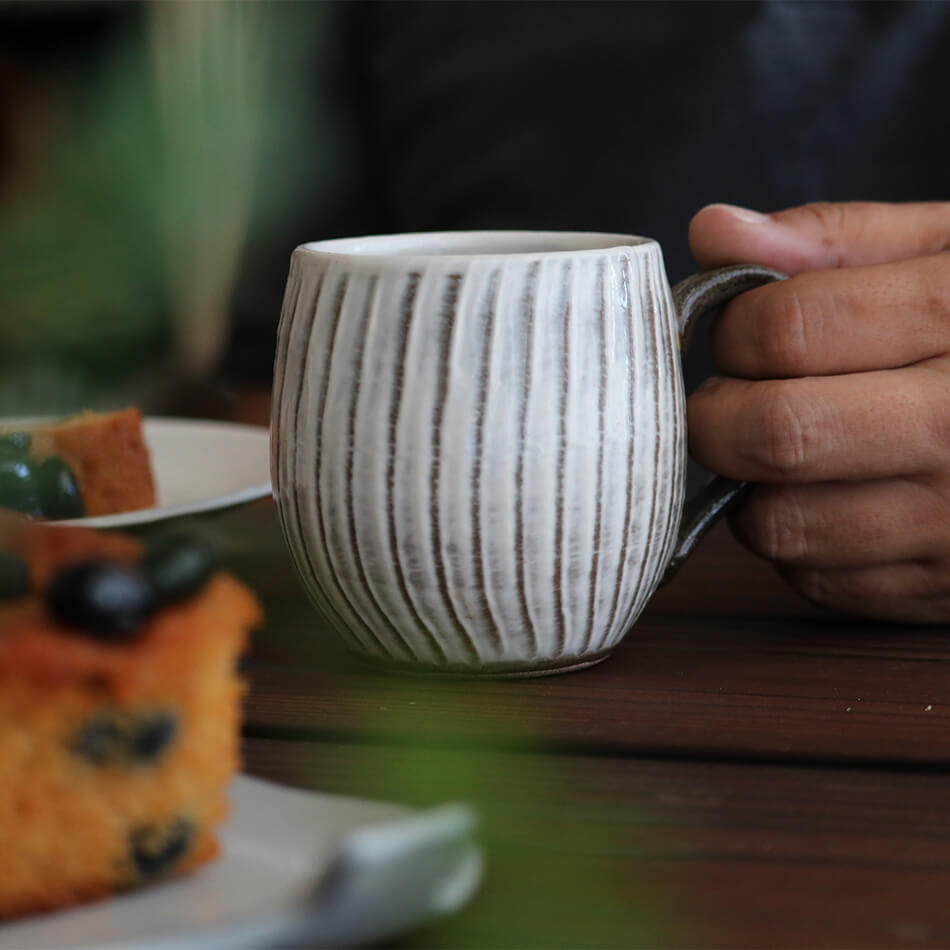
[0,31,165,385]
[0,1,340,415]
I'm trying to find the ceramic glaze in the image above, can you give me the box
[271,232,780,675]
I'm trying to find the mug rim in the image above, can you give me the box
[297,230,657,263]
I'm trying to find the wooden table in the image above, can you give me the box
[215,498,950,948]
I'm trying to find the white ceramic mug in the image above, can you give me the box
[271,232,781,676]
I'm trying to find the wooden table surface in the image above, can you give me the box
[214,497,950,948]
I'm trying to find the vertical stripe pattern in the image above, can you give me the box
[272,240,686,672]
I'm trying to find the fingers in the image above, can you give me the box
[687,364,950,482]
[686,199,950,623]
[732,479,950,569]
[778,561,950,624]
[690,201,950,275]
[710,252,950,379]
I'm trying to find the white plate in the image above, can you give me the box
[59,418,272,528]
[0,775,482,950]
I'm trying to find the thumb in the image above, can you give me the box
[689,201,950,275]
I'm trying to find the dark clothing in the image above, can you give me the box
[224,0,950,385]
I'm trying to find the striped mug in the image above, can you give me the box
[271,232,781,676]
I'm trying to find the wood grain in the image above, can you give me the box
[243,737,950,949]
[235,506,949,765]
[202,497,950,947]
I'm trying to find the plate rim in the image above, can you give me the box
[50,416,272,528]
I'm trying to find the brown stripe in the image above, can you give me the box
[272,263,303,492]
[280,269,319,548]
[552,259,572,654]
[514,262,541,653]
[604,255,635,639]
[274,266,308,531]
[429,272,480,662]
[623,258,663,632]
[582,258,608,652]
[654,256,682,572]
[273,262,303,407]
[289,274,365,644]
[470,269,504,651]
[273,266,307,601]
[342,276,414,659]
[308,274,384,652]
[386,272,448,661]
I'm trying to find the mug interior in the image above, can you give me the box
[302,231,653,260]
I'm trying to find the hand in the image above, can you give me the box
[687,201,950,622]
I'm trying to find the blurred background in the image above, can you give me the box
[5,1,943,423]
[0,0,765,426]
[0,0,350,419]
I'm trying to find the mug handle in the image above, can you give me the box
[661,264,786,583]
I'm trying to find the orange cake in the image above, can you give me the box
[0,408,156,519]
[0,515,261,918]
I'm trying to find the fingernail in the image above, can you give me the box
[709,203,770,225]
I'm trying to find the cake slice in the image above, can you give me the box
[0,514,261,918]
[0,408,156,519]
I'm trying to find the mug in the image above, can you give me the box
[271,232,782,676]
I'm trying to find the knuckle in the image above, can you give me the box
[910,370,950,466]
[918,253,950,318]
[755,284,811,375]
[912,479,950,552]
[800,202,851,257]
[918,205,950,255]
[903,557,950,598]
[783,566,831,606]
[749,384,815,478]
[740,488,809,562]
[791,201,879,268]
[802,201,856,231]
[801,201,843,229]
[927,559,950,597]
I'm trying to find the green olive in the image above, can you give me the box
[0,432,31,459]
[0,551,29,601]
[36,456,85,519]
[0,458,42,516]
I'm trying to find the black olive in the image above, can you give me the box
[128,818,194,880]
[142,534,216,604]
[45,560,156,640]
[132,712,179,762]
[71,715,123,764]
[0,432,31,459]
[0,458,42,516]
[71,709,178,765]
[0,551,29,601]
[36,456,85,519]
